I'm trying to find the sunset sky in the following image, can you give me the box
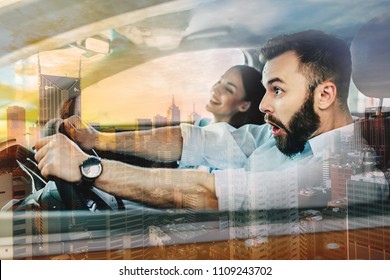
[0,48,244,138]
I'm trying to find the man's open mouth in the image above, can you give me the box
[267,120,284,136]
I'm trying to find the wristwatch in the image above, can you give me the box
[79,156,103,186]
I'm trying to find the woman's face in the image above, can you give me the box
[206,67,250,122]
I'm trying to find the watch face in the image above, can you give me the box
[83,164,102,179]
[81,157,102,179]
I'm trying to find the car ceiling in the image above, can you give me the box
[1,0,390,89]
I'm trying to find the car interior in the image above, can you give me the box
[1,0,390,260]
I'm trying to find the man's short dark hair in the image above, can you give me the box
[259,30,352,106]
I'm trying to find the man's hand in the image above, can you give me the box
[63,115,99,151]
[34,134,89,182]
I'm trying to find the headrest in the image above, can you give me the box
[350,12,390,98]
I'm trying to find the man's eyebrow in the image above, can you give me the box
[266,77,285,85]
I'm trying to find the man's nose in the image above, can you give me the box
[259,92,273,114]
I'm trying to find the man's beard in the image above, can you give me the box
[267,93,320,157]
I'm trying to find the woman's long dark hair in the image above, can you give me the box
[228,65,266,128]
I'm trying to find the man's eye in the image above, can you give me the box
[274,87,283,95]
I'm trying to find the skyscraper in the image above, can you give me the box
[360,107,390,170]
[299,210,323,259]
[224,168,300,259]
[136,118,152,130]
[39,74,81,134]
[167,96,180,125]
[188,104,201,124]
[153,114,168,128]
[6,106,26,145]
[347,173,390,259]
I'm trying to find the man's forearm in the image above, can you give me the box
[95,159,217,209]
[95,126,183,162]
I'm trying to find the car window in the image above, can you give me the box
[81,48,245,129]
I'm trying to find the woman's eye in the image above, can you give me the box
[225,87,234,94]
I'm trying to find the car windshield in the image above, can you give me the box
[1,0,390,266]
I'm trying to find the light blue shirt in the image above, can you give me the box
[179,122,389,211]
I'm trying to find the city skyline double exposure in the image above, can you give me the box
[1,0,390,263]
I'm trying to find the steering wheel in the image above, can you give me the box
[38,118,124,211]
[51,177,90,210]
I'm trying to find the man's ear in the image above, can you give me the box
[238,101,251,112]
[317,81,337,110]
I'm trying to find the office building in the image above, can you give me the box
[39,74,81,134]
[6,106,26,145]
[347,173,390,259]
[167,96,180,125]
